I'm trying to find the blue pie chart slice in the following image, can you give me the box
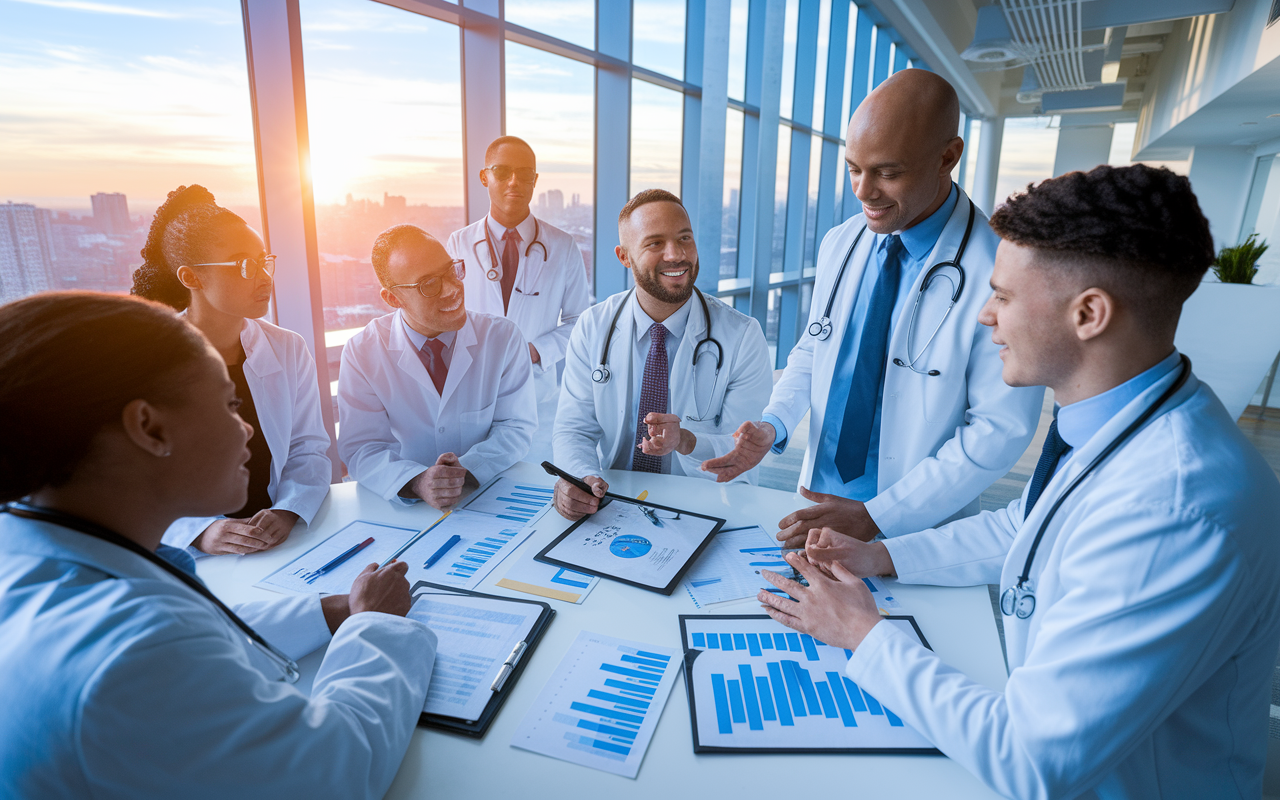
[610,535,652,558]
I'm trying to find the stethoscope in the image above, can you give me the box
[477,217,550,297]
[3,502,301,683]
[808,195,975,378]
[591,286,726,424]
[1000,355,1192,620]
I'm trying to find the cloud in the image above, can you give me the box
[5,0,182,18]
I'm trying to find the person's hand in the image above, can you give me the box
[700,420,775,482]
[244,508,299,551]
[192,517,276,555]
[529,343,541,364]
[775,487,881,547]
[638,413,695,457]
[407,453,470,509]
[348,560,413,617]
[757,551,882,651]
[554,475,608,521]
[803,526,896,578]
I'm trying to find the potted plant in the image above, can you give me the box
[1175,235,1280,420]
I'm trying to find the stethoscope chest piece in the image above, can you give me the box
[1000,583,1036,619]
[808,317,833,340]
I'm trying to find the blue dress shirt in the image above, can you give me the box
[764,184,958,500]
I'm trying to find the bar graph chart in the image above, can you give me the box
[680,615,936,752]
[511,631,679,778]
[442,526,522,582]
[462,477,555,525]
[408,510,536,591]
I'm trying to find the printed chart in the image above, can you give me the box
[511,631,679,778]
[406,591,538,722]
[462,477,555,526]
[256,520,419,595]
[496,543,600,604]
[680,615,935,753]
[682,526,794,607]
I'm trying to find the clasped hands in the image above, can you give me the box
[402,452,480,510]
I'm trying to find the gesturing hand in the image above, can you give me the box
[554,475,609,521]
[803,526,896,579]
[775,486,881,548]
[348,560,413,617]
[757,551,882,652]
[409,452,471,509]
[700,420,775,483]
[638,412,694,457]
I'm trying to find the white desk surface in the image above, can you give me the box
[198,462,1007,799]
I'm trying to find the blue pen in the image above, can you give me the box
[305,536,374,584]
[424,534,462,569]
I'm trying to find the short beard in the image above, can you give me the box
[633,260,698,305]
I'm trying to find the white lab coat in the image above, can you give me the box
[855,368,1280,799]
[764,189,1043,534]
[555,289,774,483]
[337,309,536,501]
[162,317,333,549]
[0,513,437,800]
[445,215,593,403]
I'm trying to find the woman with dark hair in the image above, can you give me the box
[0,292,435,799]
[132,184,331,555]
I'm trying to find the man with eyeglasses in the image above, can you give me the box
[446,136,593,461]
[337,225,536,509]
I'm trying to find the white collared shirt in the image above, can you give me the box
[484,213,537,260]
[611,292,694,472]
[399,316,456,370]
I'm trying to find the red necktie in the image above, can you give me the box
[501,227,521,313]
[417,337,448,396]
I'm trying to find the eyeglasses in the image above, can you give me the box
[387,259,466,298]
[485,164,537,184]
[188,254,277,280]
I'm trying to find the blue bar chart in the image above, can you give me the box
[681,616,934,752]
[461,477,555,524]
[443,526,522,582]
[512,631,680,778]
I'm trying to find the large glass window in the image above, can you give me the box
[300,0,463,348]
[0,0,260,302]
[779,0,800,120]
[504,0,594,51]
[722,108,745,279]
[995,116,1060,208]
[727,0,749,101]
[632,0,686,80]
[630,80,684,198]
[505,43,595,278]
[810,0,832,132]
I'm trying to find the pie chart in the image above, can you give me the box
[610,535,652,558]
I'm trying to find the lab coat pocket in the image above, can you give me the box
[459,402,497,444]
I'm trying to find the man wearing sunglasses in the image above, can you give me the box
[446,136,593,462]
[337,225,536,509]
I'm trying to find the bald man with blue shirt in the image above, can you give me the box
[705,69,1042,546]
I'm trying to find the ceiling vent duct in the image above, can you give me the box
[961,5,1030,67]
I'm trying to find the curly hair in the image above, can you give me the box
[130,184,243,311]
[989,165,1213,331]
[370,224,439,288]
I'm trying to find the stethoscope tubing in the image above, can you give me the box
[2,502,302,682]
[479,217,550,294]
[1001,355,1193,619]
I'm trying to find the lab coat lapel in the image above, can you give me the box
[601,294,638,470]
[390,311,442,409]
[239,320,289,483]
[439,315,476,408]
[466,223,505,312]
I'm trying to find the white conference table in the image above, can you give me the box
[198,461,1007,800]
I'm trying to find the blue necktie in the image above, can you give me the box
[1023,418,1071,515]
[833,235,905,484]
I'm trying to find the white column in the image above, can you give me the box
[695,0,731,296]
[1052,124,1114,177]
[972,116,1004,215]
[460,0,503,225]
[1187,145,1255,252]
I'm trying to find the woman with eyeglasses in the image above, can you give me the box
[131,185,332,556]
[0,292,435,799]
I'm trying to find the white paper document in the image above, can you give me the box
[407,591,539,722]
[510,631,679,778]
[682,526,792,607]
[258,511,534,595]
[541,501,718,590]
[462,476,555,526]
[681,616,932,751]
[496,543,600,604]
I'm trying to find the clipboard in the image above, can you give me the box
[677,614,941,755]
[410,580,555,738]
[534,461,725,595]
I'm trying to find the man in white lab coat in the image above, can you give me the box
[446,136,593,462]
[338,225,536,508]
[552,189,774,519]
[759,164,1280,799]
[704,70,1042,544]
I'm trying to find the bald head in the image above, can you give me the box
[845,69,964,233]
